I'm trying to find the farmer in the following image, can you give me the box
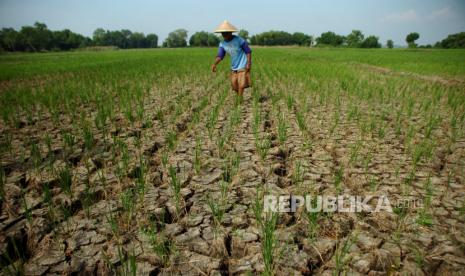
[211,20,252,99]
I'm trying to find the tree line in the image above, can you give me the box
[1,22,464,52]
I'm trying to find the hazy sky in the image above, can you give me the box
[1,0,464,46]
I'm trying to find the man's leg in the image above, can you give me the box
[231,72,239,92]
[237,71,247,97]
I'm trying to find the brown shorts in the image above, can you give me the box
[230,70,251,91]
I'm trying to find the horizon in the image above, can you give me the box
[0,0,465,46]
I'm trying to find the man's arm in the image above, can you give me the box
[246,53,252,72]
[241,41,252,72]
[212,47,225,72]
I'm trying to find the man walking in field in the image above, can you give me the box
[211,20,252,100]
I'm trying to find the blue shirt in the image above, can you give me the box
[217,36,251,71]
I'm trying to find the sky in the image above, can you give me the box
[0,0,464,46]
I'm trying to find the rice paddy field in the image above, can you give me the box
[1,47,465,275]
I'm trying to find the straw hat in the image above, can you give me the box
[214,20,238,33]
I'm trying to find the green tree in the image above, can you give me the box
[438,32,465,48]
[316,31,345,46]
[387,39,394,49]
[189,31,219,47]
[292,32,313,46]
[238,29,249,42]
[360,36,381,48]
[146,34,158,48]
[346,30,364,47]
[164,29,188,47]
[0,28,19,51]
[406,32,419,48]
[93,28,106,45]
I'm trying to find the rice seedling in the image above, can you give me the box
[194,136,202,174]
[256,134,271,161]
[333,166,344,194]
[207,193,225,228]
[120,188,136,226]
[58,166,73,197]
[291,160,304,186]
[82,123,94,151]
[305,196,320,242]
[168,166,181,213]
[21,189,32,226]
[261,211,278,276]
[277,112,288,146]
[30,141,41,170]
[143,224,172,265]
[166,131,177,151]
[334,233,358,275]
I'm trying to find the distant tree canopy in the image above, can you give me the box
[163,29,188,48]
[0,22,158,52]
[2,22,464,52]
[238,29,249,42]
[360,36,381,48]
[316,31,345,46]
[406,32,420,48]
[387,39,394,49]
[250,31,313,46]
[0,22,91,51]
[315,30,381,48]
[346,30,364,47]
[92,28,158,48]
[436,32,465,48]
[189,31,220,47]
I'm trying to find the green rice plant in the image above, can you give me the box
[124,104,135,124]
[349,140,362,166]
[206,105,220,139]
[333,166,344,194]
[222,151,240,183]
[0,133,13,154]
[295,110,307,132]
[305,196,320,242]
[44,133,52,157]
[169,166,181,213]
[21,189,32,226]
[408,243,425,268]
[261,212,278,276]
[143,224,172,265]
[416,176,434,227]
[166,131,177,151]
[194,137,202,174]
[105,209,120,238]
[291,161,304,186]
[82,180,95,218]
[256,135,271,161]
[252,188,264,223]
[277,112,288,145]
[286,94,294,110]
[334,233,357,275]
[82,124,94,151]
[120,188,135,225]
[368,175,378,191]
[207,193,225,227]
[330,109,340,135]
[160,150,169,168]
[217,133,226,158]
[62,131,76,154]
[155,108,165,126]
[1,237,26,275]
[136,156,147,197]
[58,166,73,197]
[30,141,41,170]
